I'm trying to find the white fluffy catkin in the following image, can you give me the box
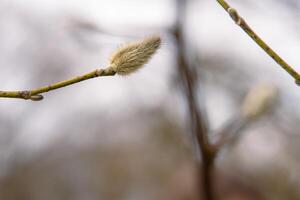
[109,36,161,75]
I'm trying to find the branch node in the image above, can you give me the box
[227,7,242,25]
[19,91,31,100]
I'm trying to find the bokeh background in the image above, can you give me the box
[0,0,300,199]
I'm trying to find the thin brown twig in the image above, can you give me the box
[212,117,246,152]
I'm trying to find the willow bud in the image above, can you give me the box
[109,35,161,75]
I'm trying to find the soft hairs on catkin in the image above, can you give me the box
[109,36,161,75]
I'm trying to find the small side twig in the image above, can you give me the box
[212,117,246,152]
[0,35,161,101]
[216,0,300,85]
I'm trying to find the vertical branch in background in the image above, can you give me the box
[172,1,279,199]
[173,0,215,199]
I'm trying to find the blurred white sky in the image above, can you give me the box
[1,0,300,171]
[14,0,175,27]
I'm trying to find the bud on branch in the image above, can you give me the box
[0,35,161,101]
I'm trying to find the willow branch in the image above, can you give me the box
[0,35,161,101]
[216,0,300,84]
[0,67,116,101]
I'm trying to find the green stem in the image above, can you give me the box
[216,0,300,84]
[0,66,116,101]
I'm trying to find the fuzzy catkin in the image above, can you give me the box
[109,36,161,75]
[241,84,277,120]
